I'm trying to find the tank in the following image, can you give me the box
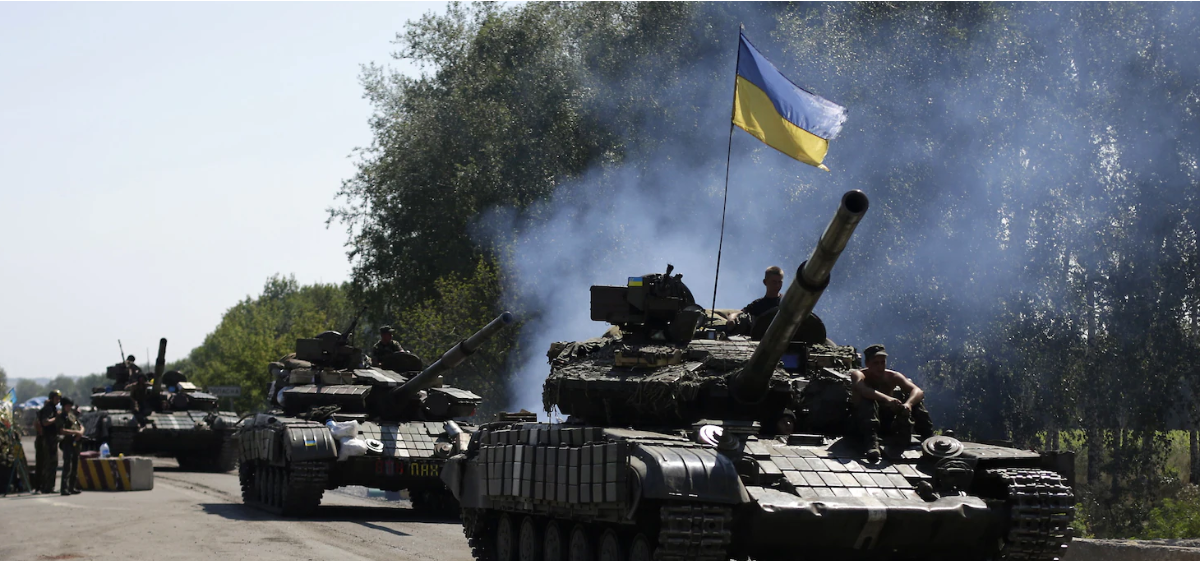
[82,338,241,472]
[237,311,513,517]
[442,190,1076,561]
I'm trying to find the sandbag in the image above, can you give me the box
[337,437,368,461]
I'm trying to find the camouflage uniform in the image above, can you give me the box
[853,381,934,446]
[35,401,59,493]
[371,339,404,363]
[57,407,82,494]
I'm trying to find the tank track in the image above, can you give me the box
[656,504,733,561]
[460,508,497,561]
[989,468,1074,561]
[239,459,329,516]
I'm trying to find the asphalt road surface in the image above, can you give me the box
[2,437,473,561]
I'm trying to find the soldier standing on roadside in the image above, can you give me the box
[371,326,405,365]
[57,397,83,495]
[36,390,62,493]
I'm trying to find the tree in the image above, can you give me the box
[184,275,354,411]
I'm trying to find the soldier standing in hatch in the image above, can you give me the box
[113,355,141,388]
[36,390,62,493]
[725,266,785,334]
[370,326,405,365]
[850,344,934,462]
[742,265,784,319]
[57,397,83,495]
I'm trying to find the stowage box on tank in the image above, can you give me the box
[441,191,1075,561]
[237,311,513,516]
[82,338,240,472]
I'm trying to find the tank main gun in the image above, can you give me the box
[390,312,514,403]
[731,190,869,403]
[151,338,168,394]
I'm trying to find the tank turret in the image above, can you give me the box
[731,189,869,402]
[238,311,514,516]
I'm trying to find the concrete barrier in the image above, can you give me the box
[1064,539,1200,561]
[78,457,153,491]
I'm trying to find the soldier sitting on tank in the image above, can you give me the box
[851,344,934,462]
[125,374,154,425]
[726,266,784,335]
[113,355,141,388]
[370,325,405,365]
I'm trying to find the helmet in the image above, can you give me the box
[48,389,62,398]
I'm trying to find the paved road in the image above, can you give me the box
[1,438,473,561]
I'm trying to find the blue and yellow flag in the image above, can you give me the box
[733,33,847,171]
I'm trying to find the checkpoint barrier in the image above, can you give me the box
[78,456,154,491]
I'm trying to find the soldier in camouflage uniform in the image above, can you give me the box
[370,326,405,365]
[56,397,83,495]
[35,390,61,493]
[113,355,141,388]
[850,344,934,462]
[125,374,153,425]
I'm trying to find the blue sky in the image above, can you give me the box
[0,2,445,379]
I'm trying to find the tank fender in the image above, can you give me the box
[283,425,338,462]
[629,444,749,504]
[442,454,488,509]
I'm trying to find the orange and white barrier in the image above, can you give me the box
[77,457,154,491]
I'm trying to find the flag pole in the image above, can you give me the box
[710,24,744,327]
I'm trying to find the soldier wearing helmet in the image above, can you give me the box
[371,326,405,366]
[850,344,934,462]
[35,390,63,493]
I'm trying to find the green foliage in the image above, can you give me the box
[184,275,354,412]
[1143,484,1200,539]
[0,365,7,396]
[392,258,517,420]
[13,373,108,406]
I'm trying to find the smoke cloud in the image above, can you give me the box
[474,3,1200,418]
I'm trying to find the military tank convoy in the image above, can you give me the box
[49,188,1077,560]
[236,311,513,516]
[82,338,240,472]
[440,191,1077,561]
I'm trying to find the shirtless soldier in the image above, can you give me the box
[851,344,934,462]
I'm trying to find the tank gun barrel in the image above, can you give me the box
[152,338,168,394]
[391,312,514,403]
[732,190,869,403]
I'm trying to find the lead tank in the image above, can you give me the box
[83,338,240,472]
[442,190,1076,561]
[238,312,513,516]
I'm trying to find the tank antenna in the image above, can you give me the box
[710,23,745,324]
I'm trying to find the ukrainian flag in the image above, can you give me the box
[733,33,847,171]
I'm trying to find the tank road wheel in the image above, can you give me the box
[568,524,594,561]
[543,520,566,561]
[462,508,499,561]
[597,530,623,561]
[627,533,653,561]
[518,516,543,561]
[496,513,517,561]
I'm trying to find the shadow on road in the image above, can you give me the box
[199,502,461,525]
